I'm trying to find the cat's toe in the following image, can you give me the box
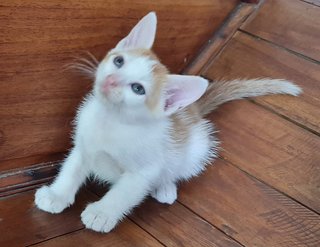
[81,203,118,233]
[151,183,177,204]
[35,186,70,214]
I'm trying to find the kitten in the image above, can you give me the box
[35,12,301,233]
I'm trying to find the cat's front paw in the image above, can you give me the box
[81,203,119,233]
[35,186,71,214]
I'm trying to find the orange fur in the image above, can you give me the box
[128,49,169,113]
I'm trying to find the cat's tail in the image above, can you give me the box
[197,78,302,116]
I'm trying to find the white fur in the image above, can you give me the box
[35,90,216,232]
[34,12,300,233]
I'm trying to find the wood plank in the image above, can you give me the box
[179,159,320,247]
[209,100,320,213]
[0,189,162,247]
[0,189,93,247]
[183,2,256,75]
[132,200,241,247]
[241,0,320,61]
[32,221,162,247]
[0,0,239,171]
[204,32,320,134]
[88,183,241,247]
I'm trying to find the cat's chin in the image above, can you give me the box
[94,88,123,107]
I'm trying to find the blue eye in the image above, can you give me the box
[131,83,145,95]
[113,55,124,68]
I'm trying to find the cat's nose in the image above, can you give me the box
[102,74,119,93]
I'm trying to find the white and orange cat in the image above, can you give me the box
[35,12,301,233]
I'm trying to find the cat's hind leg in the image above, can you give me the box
[151,181,177,204]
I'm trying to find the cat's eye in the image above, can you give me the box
[131,83,145,95]
[113,55,124,68]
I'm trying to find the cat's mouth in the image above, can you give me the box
[101,74,121,95]
[96,82,123,105]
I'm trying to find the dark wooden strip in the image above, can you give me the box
[208,100,320,213]
[204,32,320,134]
[183,2,256,75]
[179,159,320,247]
[241,0,259,3]
[301,0,320,6]
[0,161,60,197]
[0,152,64,172]
[241,0,320,61]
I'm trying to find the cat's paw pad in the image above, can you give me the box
[151,183,177,204]
[81,203,118,233]
[35,186,70,214]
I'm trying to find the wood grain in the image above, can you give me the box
[179,159,320,247]
[0,152,64,173]
[0,189,162,247]
[88,183,241,247]
[132,200,241,247]
[204,32,320,134]
[32,221,162,247]
[0,161,60,197]
[183,2,256,75]
[0,0,239,171]
[209,101,320,213]
[241,0,320,61]
[0,189,94,247]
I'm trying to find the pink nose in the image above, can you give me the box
[102,74,119,93]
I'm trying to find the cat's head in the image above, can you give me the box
[94,12,208,121]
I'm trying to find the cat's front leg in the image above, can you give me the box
[81,170,157,233]
[35,147,88,213]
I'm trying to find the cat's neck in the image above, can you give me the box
[91,94,167,127]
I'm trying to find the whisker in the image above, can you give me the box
[85,51,99,65]
[65,63,96,78]
[64,51,100,79]
[74,57,97,70]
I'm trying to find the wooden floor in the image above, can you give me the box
[1,0,320,246]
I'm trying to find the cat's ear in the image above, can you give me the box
[115,12,157,50]
[164,75,208,115]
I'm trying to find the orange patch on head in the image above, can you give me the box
[104,48,169,114]
[128,49,169,113]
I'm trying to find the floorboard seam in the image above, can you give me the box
[238,29,320,65]
[250,100,320,137]
[300,0,320,7]
[219,157,320,216]
[176,201,246,247]
[127,218,166,247]
[25,228,85,247]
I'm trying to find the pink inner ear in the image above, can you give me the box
[165,89,180,110]
[115,12,157,50]
[164,75,209,115]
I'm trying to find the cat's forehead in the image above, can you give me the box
[107,49,167,75]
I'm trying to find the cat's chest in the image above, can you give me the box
[82,115,144,154]
[76,99,164,165]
